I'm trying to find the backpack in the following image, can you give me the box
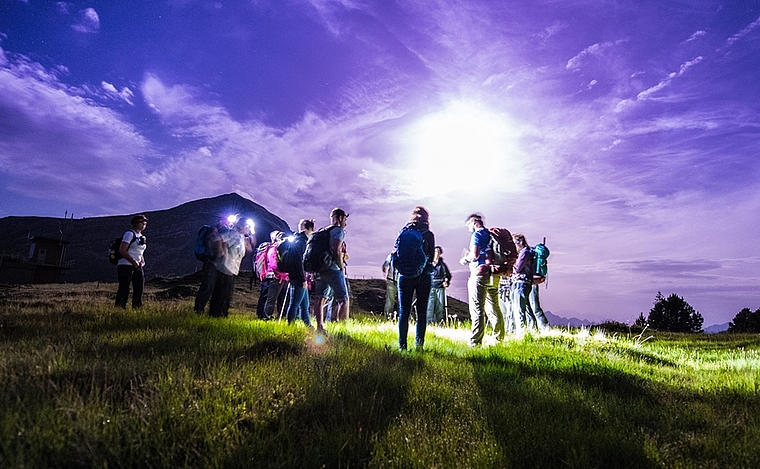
[487,227,518,275]
[194,225,214,262]
[108,230,137,265]
[303,226,338,273]
[532,243,550,284]
[254,242,270,280]
[277,234,304,275]
[391,227,427,278]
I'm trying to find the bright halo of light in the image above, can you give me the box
[227,214,238,224]
[404,101,522,197]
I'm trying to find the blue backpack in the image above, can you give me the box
[194,225,214,262]
[391,227,427,277]
[533,243,550,283]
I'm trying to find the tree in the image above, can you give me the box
[633,312,648,329]
[728,307,760,333]
[646,292,703,333]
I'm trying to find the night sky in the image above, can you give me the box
[2,0,760,326]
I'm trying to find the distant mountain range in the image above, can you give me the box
[544,311,730,333]
[0,193,290,284]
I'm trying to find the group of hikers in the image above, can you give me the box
[111,206,550,350]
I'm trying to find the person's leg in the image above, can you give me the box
[131,267,145,308]
[498,277,513,334]
[257,280,270,319]
[115,265,133,308]
[397,275,414,350]
[311,275,328,332]
[263,279,283,320]
[324,269,350,321]
[484,278,504,341]
[209,270,228,318]
[298,288,312,326]
[287,283,307,324]
[530,283,549,332]
[426,287,439,324]
[509,280,525,334]
[468,273,488,346]
[384,280,397,320]
[194,261,217,313]
[414,274,431,349]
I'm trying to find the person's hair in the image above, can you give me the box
[270,230,282,242]
[434,246,443,254]
[301,219,315,231]
[410,206,429,224]
[465,213,483,227]
[512,233,528,247]
[130,214,147,227]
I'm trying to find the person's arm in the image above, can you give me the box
[244,233,255,254]
[119,232,139,268]
[332,238,345,270]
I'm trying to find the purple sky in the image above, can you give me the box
[2,0,760,326]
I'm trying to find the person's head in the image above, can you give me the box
[465,213,484,233]
[270,230,282,242]
[130,214,148,231]
[234,217,251,235]
[299,218,315,234]
[512,233,528,249]
[330,208,349,228]
[434,245,443,261]
[410,206,429,224]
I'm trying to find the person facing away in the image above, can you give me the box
[310,207,351,334]
[382,252,399,321]
[261,230,290,321]
[194,223,228,314]
[285,219,315,326]
[460,213,505,346]
[208,217,254,318]
[396,206,435,351]
[427,246,452,325]
[115,214,148,309]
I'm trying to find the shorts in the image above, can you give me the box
[314,269,349,303]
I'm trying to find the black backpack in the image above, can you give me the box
[194,225,214,262]
[303,226,338,273]
[108,230,137,265]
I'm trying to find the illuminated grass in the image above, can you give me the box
[0,285,759,468]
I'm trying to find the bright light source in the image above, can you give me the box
[246,219,255,230]
[227,214,238,225]
[286,235,295,242]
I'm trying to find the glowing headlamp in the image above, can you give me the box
[246,219,255,231]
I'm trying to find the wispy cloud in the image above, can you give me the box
[723,15,760,48]
[71,8,100,34]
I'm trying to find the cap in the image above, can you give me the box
[330,208,349,218]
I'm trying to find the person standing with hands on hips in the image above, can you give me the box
[115,214,148,309]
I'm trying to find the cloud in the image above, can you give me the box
[685,30,706,43]
[101,82,135,105]
[723,15,760,48]
[71,8,100,34]
[566,39,628,71]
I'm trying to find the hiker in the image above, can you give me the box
[394,206,435,351]
[261,231,290,321]
[382,252,399,321]
[208,217,254,318]
[509,233,535,333]
[194,223,228,314]
[460,214,505,346]
[115,214,148,308]
[427,246,452,325]
[309,208,351,333]
[284,219,315,326]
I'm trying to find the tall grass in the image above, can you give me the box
[1,283,759,468]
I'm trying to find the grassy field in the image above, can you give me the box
[1,280,759,468]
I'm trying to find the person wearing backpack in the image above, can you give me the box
[309,208,350,334]
[193,223,225,314]
[394,206,435,351]
[261,231,290,321]
[460,213,505,346]
[528,242,550,332]
[509,233,535,334]
[115,214,148,309]
[283,219,315,326]
[426,246,452,325]
[208,217,254,318]
[381,252,399,321]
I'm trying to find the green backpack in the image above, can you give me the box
[533,243,550,283]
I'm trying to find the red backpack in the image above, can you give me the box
[486,227,518,275]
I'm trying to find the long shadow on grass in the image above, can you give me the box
[222,336,423,469]
[468,352,662,469]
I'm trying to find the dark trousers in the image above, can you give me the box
[398,272,432,349]
[194,261,218,313]
[209,271,235,318]
[115,265,144,308]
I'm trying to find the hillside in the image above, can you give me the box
[0,193,290,284]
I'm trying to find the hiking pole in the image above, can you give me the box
[543,237,548,289]
[444,288,450,327]
[278,282,290,322]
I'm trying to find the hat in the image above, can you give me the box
[130,214,148,225]
[330,208,349,218]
